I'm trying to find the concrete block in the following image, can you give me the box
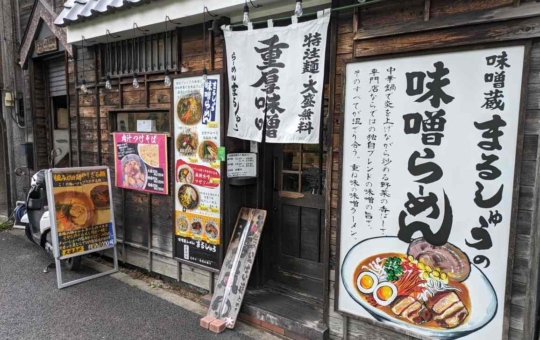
[199,316,216,329]
[209,319,227,333]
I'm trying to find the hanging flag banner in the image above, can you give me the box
[223,9,330,144]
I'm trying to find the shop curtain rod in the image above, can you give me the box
[228,0,390,28]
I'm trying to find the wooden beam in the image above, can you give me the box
[355,15,540,58]
[424,0,431,21]
[354,1,540,41]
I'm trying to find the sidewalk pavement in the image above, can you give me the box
[0,229,258,340]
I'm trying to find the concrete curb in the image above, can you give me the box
[82,258,281,340]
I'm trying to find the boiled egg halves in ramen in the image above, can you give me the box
[356,272,378,294]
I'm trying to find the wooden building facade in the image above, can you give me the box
[15,0,540,339]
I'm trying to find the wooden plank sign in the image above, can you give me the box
[35,36,58,54]
[336,45,526,339]
[206,208,267,329]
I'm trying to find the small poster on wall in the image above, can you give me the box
[172,73,223,271]
[113,132,168,195]
[337,45,526,339]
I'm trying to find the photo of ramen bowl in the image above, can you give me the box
[177,93,203,125]
[138,144,160,167]
[205,221,219,240]
[54,191,95,232]
[178,184,199,210]
[121,154,147,190]
[178,165,194,184]
[341,236,497,339]
[176,130,198,156]
[191,221,203,236]
[176,215,189,235]
[198,140,218,162]
[90,185,110,210]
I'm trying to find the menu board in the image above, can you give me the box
[48,167,115,259]
[227,153,257,178]
[113,132,168,195]
[173,74,223,271]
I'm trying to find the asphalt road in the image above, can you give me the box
[0,229,250,340]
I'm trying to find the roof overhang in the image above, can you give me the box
[61,0,331,45]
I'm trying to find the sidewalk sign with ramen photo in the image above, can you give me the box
[46,166,119,289]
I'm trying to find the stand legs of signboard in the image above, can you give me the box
[200,316,226,333]
[55,247,119,289]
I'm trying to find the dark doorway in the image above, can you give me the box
[270,141,327,299]
[31,55,68,169]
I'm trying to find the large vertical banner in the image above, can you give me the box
[338,45,525,339]
[223,10,330,144]
[173,74,223,271]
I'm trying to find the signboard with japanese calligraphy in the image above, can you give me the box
[227,153,257,178]
[207,208,267,329]
[223,10,330,144]
[113,132,168,195]
[337,45,526,339]
[172,73,224,271]
[46,166,118,289]
[35,36,58,54]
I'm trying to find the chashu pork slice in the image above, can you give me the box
[402,301,432,325]
[427,291,461,314]
[391,296,416,316]
[434,301,466,321]
[437,307,468,328]
[428,291,469,329]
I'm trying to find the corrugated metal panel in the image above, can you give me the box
[54,0,154,27]
[48,58,66,97]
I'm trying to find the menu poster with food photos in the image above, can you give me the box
[173,74,223,271]
[48,167,115,259]
[338,46,525,339]
[113,132,168,195]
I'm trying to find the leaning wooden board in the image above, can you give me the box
[207,207,267,328]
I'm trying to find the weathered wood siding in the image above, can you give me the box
[328,1,540,339]
[68,24,223,291]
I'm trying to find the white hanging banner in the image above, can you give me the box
[223,10,331,144]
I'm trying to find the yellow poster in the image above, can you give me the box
[51,169,114,258]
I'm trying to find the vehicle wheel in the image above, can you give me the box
[65,256,82,271]
[24,224,36,244]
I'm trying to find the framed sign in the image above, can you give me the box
[336,44,527,339]
[226,153,257,178]
[112,132,169,195]
[35,36,58,54]
[46,166,118,289]
[172,71,225,272]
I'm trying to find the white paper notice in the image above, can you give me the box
[227,153,257,178]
